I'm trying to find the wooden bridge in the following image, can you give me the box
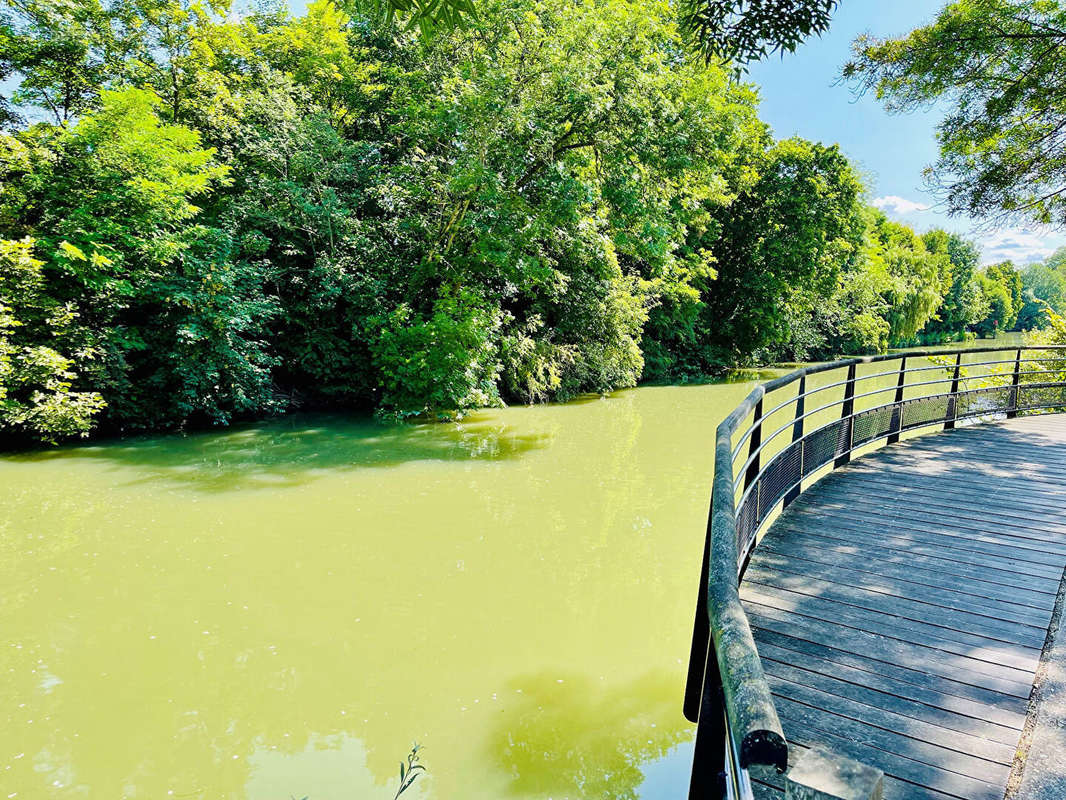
[683,346,1066,800]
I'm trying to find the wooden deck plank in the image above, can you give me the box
[757,645,1022,745]
[783,504,1066,564]
[750,627,1029,725]
[774,698,1007,799]
[767,675,1016,768]
[743,584,1042,675]
[741,416,1066,800]
[835,467,1066,513]
[741,567,1048,652]
[771,518,1064,580]
[796,490,1066,547]
[765,523,1062,592]
[757,535,1057,613]
[746,604,1035,700]
[801,489,1066,546]
[749,754,963,800]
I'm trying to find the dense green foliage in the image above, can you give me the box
[0,237,105,440]
[845,0,1066,228]
[0,0,1034,443]
[1018,247,1066,329]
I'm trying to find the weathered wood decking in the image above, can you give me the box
[741,415,1066,800]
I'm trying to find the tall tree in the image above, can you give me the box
[845,0,1066,228]
[1018,258,1066,328]
[920,229,986,336]
[691,138,866,365]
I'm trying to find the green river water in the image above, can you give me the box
[0,335,1024,800]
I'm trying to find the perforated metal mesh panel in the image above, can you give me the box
[1019,383,1066,411]
[758,440,803,519]
[802,419,851,476]
[852,405,896,445]
[902,394,950,429]
[955,386,1013,418]
[735,489,758,561]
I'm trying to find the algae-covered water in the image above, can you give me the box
[0,335,1024,799]
[1,377,781,800]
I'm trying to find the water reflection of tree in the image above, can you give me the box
[492,671,692,800]
[5,411,553,493]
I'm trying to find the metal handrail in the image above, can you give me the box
[683,344,1066,800]
[731,374,1066,481]
[728,348,1066,456]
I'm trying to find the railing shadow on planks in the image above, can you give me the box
[682,344,1066,800]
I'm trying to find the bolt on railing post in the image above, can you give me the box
[887,356,906,445]
[744,399,763,492]
[834,363,857,468]
[1008,348,1023,419]
[945,352,963,430]
[783,375,806,508]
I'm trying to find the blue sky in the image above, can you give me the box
[746,0,1066,265]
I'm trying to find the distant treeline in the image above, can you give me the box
[0,0,1054,443]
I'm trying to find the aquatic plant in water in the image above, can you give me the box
[394,744,426,799]
[288,744,426,800]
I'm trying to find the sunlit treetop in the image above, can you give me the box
[365,0,840,57]
[340,0,477,36]
[367,0,841,67]
[375,0,478,36]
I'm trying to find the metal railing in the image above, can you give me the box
[682,344,1066,799]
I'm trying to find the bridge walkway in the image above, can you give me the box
[741,416,1066,800]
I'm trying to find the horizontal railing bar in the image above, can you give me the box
[732,376,1066,473]
[803,348,1066,388]
[734,379,1066,511]
[760,346,1066,398]
[992,366,1066,377]
[753,356,1066,422]
[758,358,1066,416]
[733,346,1066,432]
[732,360,1066,461]
[707,410,788,774]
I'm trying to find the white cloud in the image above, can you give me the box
[872,195,932,215]
[978,228,1059,265]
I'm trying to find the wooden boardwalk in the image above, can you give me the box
[741,416,1066,800]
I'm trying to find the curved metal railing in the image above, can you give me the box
[682,344,1066,799]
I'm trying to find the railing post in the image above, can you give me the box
[744,399,763,492]
[688,638,727,800]
[684,494,714,724]
[783,375,806,508]
[887,356,906,445]
[944,352,963,430]
[1008,348,1023,418]
[834,363,856,468]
